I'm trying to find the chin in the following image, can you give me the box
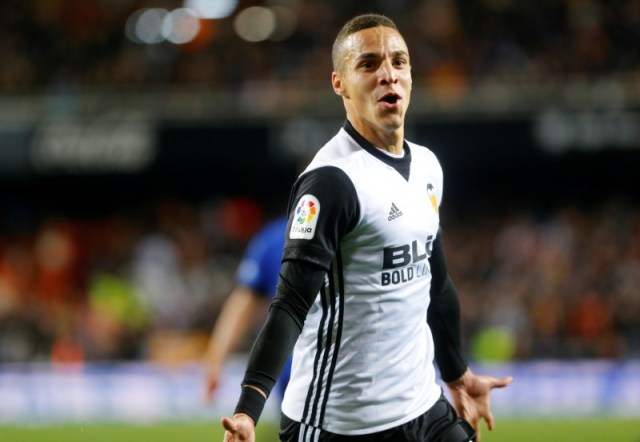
[380,116,403,130]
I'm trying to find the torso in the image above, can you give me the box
[281,123,444,435]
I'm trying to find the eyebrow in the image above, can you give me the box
[355,50,410,61]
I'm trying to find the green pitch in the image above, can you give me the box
[481,419,640,442]
[1,419,638,442]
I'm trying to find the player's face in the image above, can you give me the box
[332,26,412,139]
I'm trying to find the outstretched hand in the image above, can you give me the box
[221,413,256,442]
[446,367,513,442]
[204,366,221,402]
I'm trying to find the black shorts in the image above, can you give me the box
[279,393,476,442]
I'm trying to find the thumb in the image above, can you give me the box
[221,416,237,433]
[490,375,513,389]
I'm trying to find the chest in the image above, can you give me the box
[346,158,440,250]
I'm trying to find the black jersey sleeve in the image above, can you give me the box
[282,166,360,270]
[427,228,469,382]
[234,259,326,423]
[234,167,359,423]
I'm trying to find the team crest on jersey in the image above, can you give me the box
[427,183,438,214]
[290,194,320,239]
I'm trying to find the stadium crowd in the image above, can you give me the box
[0,195,638,364]
[0,0,638,93]
[0,0,638,366]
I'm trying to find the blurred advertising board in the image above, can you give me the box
[0,359,638,423]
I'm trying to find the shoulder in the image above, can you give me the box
[305,128,362,170]
[292,166,358,213]
[408,140,441,166]
[408,140,443,177]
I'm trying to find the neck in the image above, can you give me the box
[348,118,404,155]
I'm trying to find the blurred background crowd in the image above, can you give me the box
[0,0,638,368]
[1,0,639,93]
[1,196,638,365]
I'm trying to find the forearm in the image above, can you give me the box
[234,260,326,424]
[428,275,467,381]
[428,230,468,382]
[240,305,303,396]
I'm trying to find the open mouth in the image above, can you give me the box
[380,93,400,105]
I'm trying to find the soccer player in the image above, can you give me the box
[204,216,291,401]
[222,13,512,442]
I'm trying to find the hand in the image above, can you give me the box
[221,413,256,442]
[446,367,512,442]
[204,365,221,402]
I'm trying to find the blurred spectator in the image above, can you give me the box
[0,0,638,366]
[0,1,638,94]
[0,193,638,363]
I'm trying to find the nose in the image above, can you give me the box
[379,59,397,84]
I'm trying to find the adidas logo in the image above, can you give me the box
[387,203,403,221]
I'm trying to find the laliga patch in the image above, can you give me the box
[290,194,320,239]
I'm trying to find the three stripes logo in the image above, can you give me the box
[388,202,403,221]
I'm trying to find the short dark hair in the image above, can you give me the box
[332,14,399,72]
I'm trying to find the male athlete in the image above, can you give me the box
[222,13,512,442]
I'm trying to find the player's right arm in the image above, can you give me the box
[221,261,322,440]
[230,259,326,425]
[222,166,358,430]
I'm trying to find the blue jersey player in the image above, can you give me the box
[204,216,291,400]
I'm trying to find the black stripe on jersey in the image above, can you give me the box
[343,119,412,181]
[300,279,329,430]
[299,422,317,442]
[317,250,344,427]
[301,423,318,442]
[300,251,344,432]
[308,268,336,426]
[311,283,332,426]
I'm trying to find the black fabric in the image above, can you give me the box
[272,260,327,329]
[237,260,327,416]
[438,419,476,442]
[278,393,476,441]
[283,166,359,270]
[234,386,267,426]
[427,229,468,382]
[343,119,412,181]
[299,254,344,429]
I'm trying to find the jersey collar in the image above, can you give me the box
[343,120,411,181]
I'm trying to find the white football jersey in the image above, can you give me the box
[281,122,444,435]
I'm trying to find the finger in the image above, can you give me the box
[484,410,495,431]
[489,375,513,389]
[471,420,482,442]
[221,416,236,433]
[463,413,480,433]
[457,406,473,425]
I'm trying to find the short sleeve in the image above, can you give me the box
[283,166,359,270]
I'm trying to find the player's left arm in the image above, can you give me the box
[427,228,512,440]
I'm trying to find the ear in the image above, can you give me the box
[332,71,349,98]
